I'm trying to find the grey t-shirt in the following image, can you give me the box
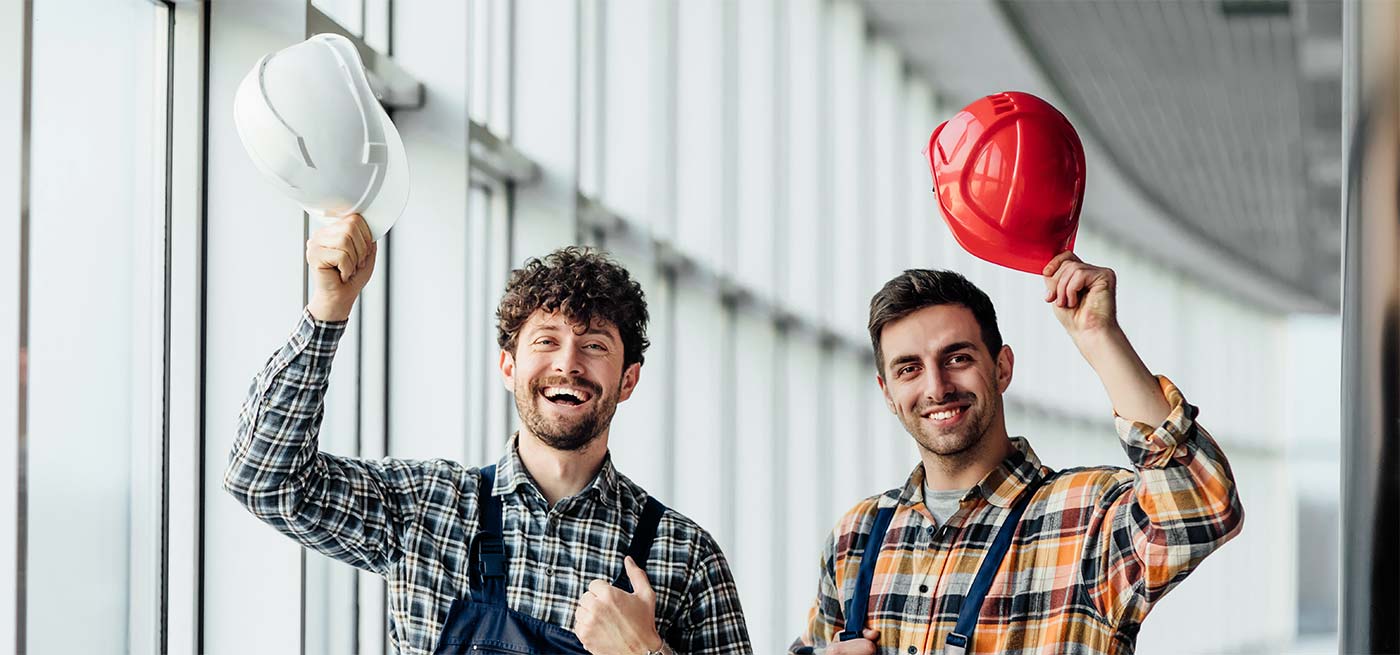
[923,484,969,527]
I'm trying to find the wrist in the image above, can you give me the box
[307,298,353,323]
[1070,323,1127,362]
[641,633,668,655]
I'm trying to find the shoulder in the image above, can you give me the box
[1039,465,1136,508]
[827,487,903,556]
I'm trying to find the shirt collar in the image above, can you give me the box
[896,436,1048,510]
[493,433,622,507]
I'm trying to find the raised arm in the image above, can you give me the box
[1043,252,1244,626]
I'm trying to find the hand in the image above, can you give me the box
[826,629,880,655]
[1042,251,1118,342]
[306,214,376,321]
[574,556,663,655]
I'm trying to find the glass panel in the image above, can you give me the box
[312,0,364,36]
[26,1,162,651]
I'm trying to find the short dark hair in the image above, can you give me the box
[867,269,1002,377]
[496,246,650,367]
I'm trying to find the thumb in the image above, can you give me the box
[861,628,880,642]
[624,556,654,602]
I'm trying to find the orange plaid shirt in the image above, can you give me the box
[792,377,1243,655]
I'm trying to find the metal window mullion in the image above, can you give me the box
[127,4,175,653]
[11,0,33,652]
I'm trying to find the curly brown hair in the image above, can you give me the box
[496,246,650,367]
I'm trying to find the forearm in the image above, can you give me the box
[1074,326,1170,426]
[225,310,344,504]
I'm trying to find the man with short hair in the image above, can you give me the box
[226,214,751,655]
[792,252,1243,655]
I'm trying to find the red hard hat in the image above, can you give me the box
[924,91,1085,274]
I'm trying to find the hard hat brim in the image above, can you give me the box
[353,102,409,242]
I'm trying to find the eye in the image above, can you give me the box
[947,354,973,366]
[897,364,920,377]
[584,343,607,352]
[534,337,557,347]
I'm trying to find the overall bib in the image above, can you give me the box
[834,479,1044,655]
[431,465,667,655]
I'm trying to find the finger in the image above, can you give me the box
[1065,268,1091,309]
[356,241,378,279]
[348,213,374,246]
[311,244,355,284]
[1055,262,1081,308]
[308,222,357,263]
[1042,250,1080,277]
[312,231,361,267]
[313,220,365,266]
[572,602,593,633]
[624,556,655,602]
[861,628,880,641]
[1044,256,1078,303]
[341,219,369,266]
[586,578,612,600]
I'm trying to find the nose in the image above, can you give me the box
[552,346,584,377]
[924,366,956,404]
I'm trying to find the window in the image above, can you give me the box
[25,1,169,652]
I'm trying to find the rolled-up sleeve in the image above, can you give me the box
[1090,376,1245,629]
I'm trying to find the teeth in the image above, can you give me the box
[930,407,962,420]
[543,386,591,402]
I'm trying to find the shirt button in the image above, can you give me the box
[919,584,929,593]
[907,647,917,654]
[544,567,554,577]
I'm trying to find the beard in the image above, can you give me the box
[902,389,1000,459]
[514,374,619,452]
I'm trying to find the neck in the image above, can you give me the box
[516,429,610,506]
[919,428,1015,491]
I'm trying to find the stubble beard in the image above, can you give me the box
[515,375,620,452]
[906,391,1000,462]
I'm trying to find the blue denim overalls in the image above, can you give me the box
[431,465,667,654]
[795,478,1043,655]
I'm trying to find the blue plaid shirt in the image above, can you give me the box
[225,310,753,655]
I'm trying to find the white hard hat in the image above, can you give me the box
[234,33,409,241]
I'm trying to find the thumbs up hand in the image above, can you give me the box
[574,556,667,655]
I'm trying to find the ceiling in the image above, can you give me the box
[862,0,1342,312]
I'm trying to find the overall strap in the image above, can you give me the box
[838,505,896,642]
[944,478,1044,655]
[468,465,508,605]
[613,496,667,593]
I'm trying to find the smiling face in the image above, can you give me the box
[500,309,640,452]
[877,304,1013,460]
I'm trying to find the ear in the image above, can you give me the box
[616,362,642,402]
[995,344,1014,394]
[498,349,516,393]
[877,374,897,414]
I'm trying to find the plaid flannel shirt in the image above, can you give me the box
[792,377,1243,655]
[225,310,753,655]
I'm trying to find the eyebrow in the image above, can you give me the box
[885,341,977,370]
[939,341,978,358]
[530,323,618,342]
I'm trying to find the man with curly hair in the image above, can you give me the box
[225,215,752,655]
